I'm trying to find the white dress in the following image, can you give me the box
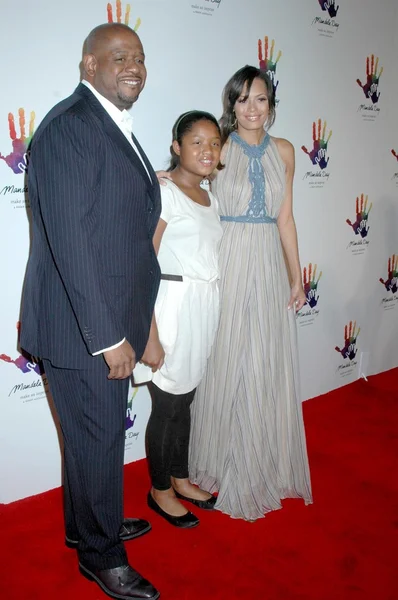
[151,180,223,395]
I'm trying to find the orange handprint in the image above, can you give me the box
[0,108,35,174]
[258,36,281,97]
[107,0,141,31]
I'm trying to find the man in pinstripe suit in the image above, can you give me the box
[20,23,161,600]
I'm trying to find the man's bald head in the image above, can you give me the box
[82,23,146,110]
[83,23,138,56]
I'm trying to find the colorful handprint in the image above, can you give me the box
[318,0,339,18]
[335,321,360,361]
[258,36,281,98]
[356,55,383,104]
[0,352,43,375]
[346,193,372,238]
[126,387,139,430]
[379,255,398,294]
[0,321,43,374]
[0,108,35,174]
[303,263,322,308]
[301,119,332,170]
[391,149,398,161]
[107,0,141,31]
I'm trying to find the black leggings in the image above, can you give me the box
[146,382,196,491]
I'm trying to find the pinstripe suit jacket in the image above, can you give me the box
[21,83,161,368]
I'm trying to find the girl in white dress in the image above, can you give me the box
[142,111,223,528]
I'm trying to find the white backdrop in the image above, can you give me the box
[1,0,397,503]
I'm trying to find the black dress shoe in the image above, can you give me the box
[79,562,160,600]
[65,518,151,549]
[147,492,199,528]
[173,490,217,510]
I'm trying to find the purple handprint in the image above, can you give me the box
[126,409,137,430]
[0,108,35,174]
[318,0,339,18]
[301,119,332,170]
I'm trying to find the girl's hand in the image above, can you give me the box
[288,284,306,312]
[141,337,165,372]
[156,171,172,186]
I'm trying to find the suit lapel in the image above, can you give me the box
[75,83,155,192]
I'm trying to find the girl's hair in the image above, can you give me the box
[168,110,221,171]
[219,65,276,144]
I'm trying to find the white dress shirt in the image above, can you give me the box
[81,80,151,355]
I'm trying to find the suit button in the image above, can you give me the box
[149,270,154,275]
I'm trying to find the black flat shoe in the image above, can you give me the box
[147,492,199,528]
[66,518,152,549]
[79,562,160,599]
[173,490,217,510]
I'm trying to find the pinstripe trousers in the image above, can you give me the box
[43,358,129,570]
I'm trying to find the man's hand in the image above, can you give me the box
[141,337,165,372]
[156,170,173,186]
[104,340,136,379]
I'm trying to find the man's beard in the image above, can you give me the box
[117,90,140,109]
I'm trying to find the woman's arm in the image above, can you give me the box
[275,138,306,312]
[140,219,168,370]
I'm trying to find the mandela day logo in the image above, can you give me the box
[391,149,398,186]
[301,118,332,187]
[190,0,223,17]
[311,0,340,37]
[107,0,141,29]
[346,193,372,255]
[0,108,35,209]
[379,254,398,310]
[298,263,323,326]
[258,36,282,104]
[357,54,382,120]
[335,320,360,377]
[0,322,47,401]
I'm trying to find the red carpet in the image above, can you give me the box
[1,369,397,600]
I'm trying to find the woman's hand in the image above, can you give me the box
[288,284,306,312]
[141,337,165,372]
[156,171,172,186]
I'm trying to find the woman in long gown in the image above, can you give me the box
[188,66,313,521]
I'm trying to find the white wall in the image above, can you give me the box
[1,0,397,503]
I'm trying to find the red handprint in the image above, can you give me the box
[335,321,360,360]
[0,109,35,174]
[107,0,141,31]
[391,149,398,161]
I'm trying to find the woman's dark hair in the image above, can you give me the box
[168,110,221,171]
[219,65,276,144]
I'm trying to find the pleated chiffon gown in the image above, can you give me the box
[189,131,313,521]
